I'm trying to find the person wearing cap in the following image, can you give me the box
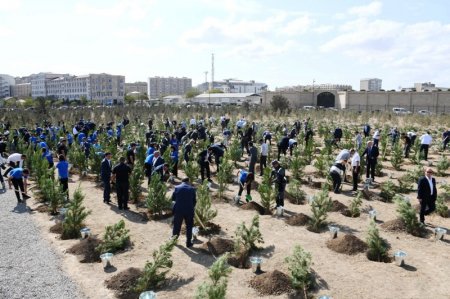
[172,177,196,248]
[417,168,437,224]
[101,152,113,204]
[57,137,68,157]
[271,160,286,208]
[8,168,30,203]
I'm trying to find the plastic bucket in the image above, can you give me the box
[139,291,157,299]
[394,251,406,267]
[249,256,262,273]
[328,225,339,239]
[80,228,91,239]
[435,227,447,241]
[100,253,113,268]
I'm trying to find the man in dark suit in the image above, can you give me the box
[152,151,165,178]
[100,152,112,204]
[112,157,132,210]
[172,177,197,248]
[362,140,379,181]
[198,148,212,182]
[417,168,437,224]
[248,141,258,174]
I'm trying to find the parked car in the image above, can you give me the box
[392,107,411,115]
[417,110,432,115]
[302,105,315,111]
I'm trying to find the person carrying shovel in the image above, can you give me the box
[236,169,254,203]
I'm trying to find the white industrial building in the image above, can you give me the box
[193,93,262,106]
[360,78,382,91]
[197,79,267,94]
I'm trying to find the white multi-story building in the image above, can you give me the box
[197,79,268,93]
[360,78,382,91]
[276,83,352,92]
[148,76,192,99]
[31,73,68,98]
[32,73,125,104]
[0,74,15,99]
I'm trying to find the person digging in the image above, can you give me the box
[235,169,254,204]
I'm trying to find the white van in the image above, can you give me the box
[392,107,411,115]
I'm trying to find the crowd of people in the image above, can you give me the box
[0,115,448,242]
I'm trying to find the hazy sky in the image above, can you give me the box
[1,0,449,90]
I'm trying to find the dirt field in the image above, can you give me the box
[26,139,450,299]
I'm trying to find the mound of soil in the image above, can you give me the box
[285,213,311,226]
[67,237,102,263]
[286,192,305,205]
[227,254,250,269]
[309,181,322,189]
[341,209,360,218]
[199,222,221,236]
[331,200,347,212]
[34,204,49,213]
[361,190,384,201]
[249,270,292,296]
[105,267,143,299]
[203,237,235,256]
[150,210,173,220]
[381,218,429,238]
[381,218,405,232]
[326,234,368,255]
[50,222,63,234]
[240,201,267,215]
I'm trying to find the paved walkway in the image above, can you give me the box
[0,189,84,299]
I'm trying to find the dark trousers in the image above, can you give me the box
[443,137,449,150]
[116,183,129,208]
[330,171,341,193]
[373,138,379,147]
[103,179,111,202]
[352,167,359,191]
[260,155,267,175]
[12,178,24,201]
[277,146,287,160]
[249,161,256,174]
[59,178,69,199]
[238,182,251,196]
[172,161,178,177]
[276,189,285,207]
[420,144,429,160]
[419,198,436,223]
[172,213,194,245]
[404,144,411,158]
[199,162,210,180]
[366,160,376,179]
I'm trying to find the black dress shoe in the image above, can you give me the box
[186,243,193,248]
[123,207,130,210]
[118,207,123,210]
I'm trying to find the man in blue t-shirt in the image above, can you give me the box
[8,168,30,203]
[237,169,254,203]
[56,154,69,199]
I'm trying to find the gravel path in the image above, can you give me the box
[0,189,85,299]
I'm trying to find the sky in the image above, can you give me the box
[1,0,450,90]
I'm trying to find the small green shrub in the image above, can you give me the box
[348,191,363,217]
[436,195,449,218]
[195,253,232,299]
[134,237,177,293]
[394,195,421,235]
[195,180,218,228]
[96,219,130,254]
[62,187,91,239]
[146,173,171,215]
[366,220,389,262]
[285,245,313,299]
[380,180,397,202]
[308,184,333,232]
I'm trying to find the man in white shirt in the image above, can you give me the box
[259,139,268,176]
[350,149,360,192]
[419,131,432,161]
[4,153,27,177]
[373,129,381,147]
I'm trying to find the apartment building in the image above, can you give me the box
[360,78,382,91]
[148,76,192,99]
[32,73,125,104]
[0,74,15,99]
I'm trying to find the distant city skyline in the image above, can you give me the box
[1,0,449,90]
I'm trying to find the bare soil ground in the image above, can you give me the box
[28,139,450,299]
